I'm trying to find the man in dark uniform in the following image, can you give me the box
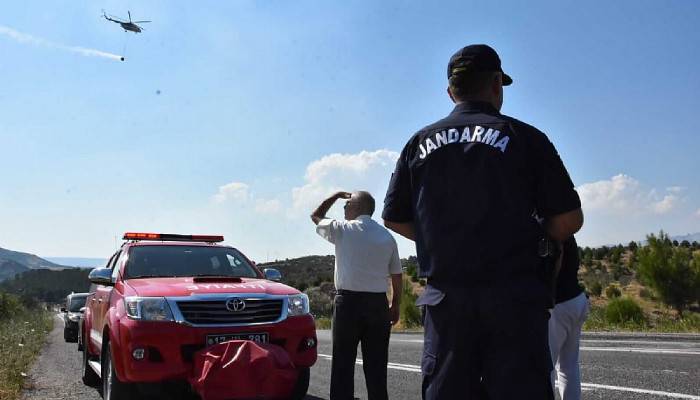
[382,44,583,400]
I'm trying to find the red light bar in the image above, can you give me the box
[123,233,224,243]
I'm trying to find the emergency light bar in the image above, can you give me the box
[123,232,224,243]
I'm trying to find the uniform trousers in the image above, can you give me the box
[331,290,390,400]
[549,291,589,400]
[421,288,554,400]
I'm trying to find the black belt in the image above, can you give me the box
[335,289,386,296]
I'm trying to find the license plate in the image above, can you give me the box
[206,332,269,346]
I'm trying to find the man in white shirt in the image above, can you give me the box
[311,190,403,400]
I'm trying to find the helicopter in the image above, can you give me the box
[102,10,150,33]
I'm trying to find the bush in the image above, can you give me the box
[315,317,332,330]
[639,287,655,300]
[605,284,622,299]
[418,279,426,287]
[605,297,646,324]
[587,280,603,297]
[410,275,419,283]
[400,278,422,328]
[0,292,23,320]
[304,287,333,318]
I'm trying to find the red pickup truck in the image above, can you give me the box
[79,233,317,400]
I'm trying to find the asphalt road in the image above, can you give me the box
[21,315,699,400]
[307,330,700,400]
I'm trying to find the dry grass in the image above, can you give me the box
[0,309,52,400]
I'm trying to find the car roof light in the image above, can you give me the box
[122,233,224,243]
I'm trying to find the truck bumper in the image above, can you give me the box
[114,315,317,383]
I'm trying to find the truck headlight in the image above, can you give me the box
[287,294,310,316]
[68,313,81,322]
[124,297,174,321]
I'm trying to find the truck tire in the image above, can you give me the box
[81,342,99,387]
[102,342,133,400]
[289,367,310,400]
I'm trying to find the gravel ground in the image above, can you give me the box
[21,314,100,400]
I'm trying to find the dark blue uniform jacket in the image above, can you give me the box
[383,101,581,307]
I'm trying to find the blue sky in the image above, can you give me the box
[1,0,698,261]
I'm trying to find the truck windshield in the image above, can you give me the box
[69,296,87,312]
[125,246,259,279]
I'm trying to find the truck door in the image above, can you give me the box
[90,250,120,351]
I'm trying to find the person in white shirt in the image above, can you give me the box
[311,190,403,400]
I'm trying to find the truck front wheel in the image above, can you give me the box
[289,367,310,400]
[102,342,133,400]
[81,343,99,387]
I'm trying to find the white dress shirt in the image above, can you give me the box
[316,215,402,293]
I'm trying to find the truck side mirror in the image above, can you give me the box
[89,268,114,286]
[263,268,282,282]
[60,307,66,313]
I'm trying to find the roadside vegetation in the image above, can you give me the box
[580,232,700,332]
[302,231,700,332]
[0,291,53,400]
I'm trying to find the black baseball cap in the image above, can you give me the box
[447,44,512,86]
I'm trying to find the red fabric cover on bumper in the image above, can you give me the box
[188,340,298,400]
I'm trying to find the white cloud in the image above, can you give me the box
[651,195,678,215]
[577,174,642,212]
[695,209,700,218]
[212,182,249,203]
[290,149,399,215]
[577,174,682,215]
[666,186,686,194]
[254,199,282,215]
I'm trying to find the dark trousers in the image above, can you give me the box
[421,288,554,400]
[330,291,390,400]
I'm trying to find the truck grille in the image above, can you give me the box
[175,298,284,325]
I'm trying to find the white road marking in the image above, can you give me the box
[580,347,700,356]
[318,354,421,372]
[390,338,424,343]
[388,338,700,355]
[581,339,700,347]
[580,383,700,399]
[317,354,700,399]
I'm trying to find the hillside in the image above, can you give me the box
[0,247,64,269]
[0,260,29,282]
[259,255,335,290]
[44,257,106,268]
[670,232,700,244]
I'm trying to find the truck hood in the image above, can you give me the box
[125,277,299,297]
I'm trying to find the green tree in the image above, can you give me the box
[582,247,593,267]
[627,241,638,251]
[637,231,700,315]
[610,247,622,264]
[593,246,610,260]
[625,250,637,270]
